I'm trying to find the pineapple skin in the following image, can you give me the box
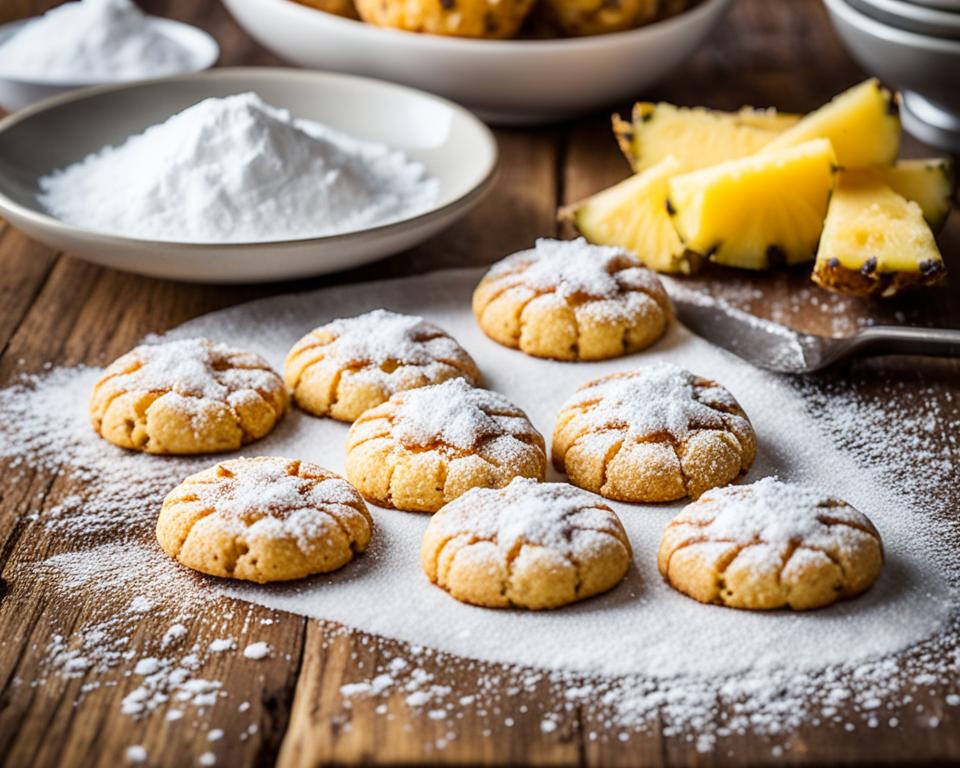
[666,139,838,271]
[813,179,945,298]
[561,156,698,275]
[762,79,901,169]
[612,103,799,174]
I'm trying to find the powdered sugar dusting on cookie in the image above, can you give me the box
[433,478,624,558]
[392,379,526,451]
[689,477,877,550]
[567,362,731,440]
[325,310,464,369]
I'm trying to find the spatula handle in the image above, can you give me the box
[853,326,960,359]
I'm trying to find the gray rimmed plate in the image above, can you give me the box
[0,67,499,283]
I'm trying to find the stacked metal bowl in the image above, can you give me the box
[823,0,960,150]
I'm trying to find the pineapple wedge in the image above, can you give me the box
[667,139,837,270]
[560,156,696,274]
[613,103,799,173]
[843,158,954,232]
[762,79,900,168]
[813,177,945,298]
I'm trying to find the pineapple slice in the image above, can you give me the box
[613,103,799,173]
[813,178,945,298]
[666,139,837,270]
[560,156,696,274]
[843,158,954,232]
[762,79,900,168]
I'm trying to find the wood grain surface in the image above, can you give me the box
[0,1,958,766]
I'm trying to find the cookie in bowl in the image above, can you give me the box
[552,362,755,502]
[90,337,288,455]
[346,378,546,512]
[658,477,884,610]
[473,238,671,361]
[157,457,372,583]
[421,477,632,609]
[284,309,480,422]
[354,0,536,38]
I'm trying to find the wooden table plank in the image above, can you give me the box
[0,1,957,767]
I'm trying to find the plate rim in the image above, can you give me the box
[0,66,501,251]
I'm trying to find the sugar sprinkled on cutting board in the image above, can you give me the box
[39,93,437,244]
[0,270,957,754]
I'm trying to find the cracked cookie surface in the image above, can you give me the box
[472,238,671,361]
[552,362,755,502]
[421,477,631,610]
[346,378,546,513]
[90,338,288,455]
[157,456,372,583]
[284,309,480,423]
[658,478,884,611]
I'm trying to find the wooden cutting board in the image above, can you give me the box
[0,1,957,766]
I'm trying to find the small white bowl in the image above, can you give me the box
[902,0,960,10]
[823,0,960,151]
[847,0,960,38]
[0,68,498,283]
[221,0,732,125]
[0,16,219,111]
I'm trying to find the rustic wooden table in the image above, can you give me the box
[1,1,958,766]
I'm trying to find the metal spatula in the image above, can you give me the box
[672,297,960,374]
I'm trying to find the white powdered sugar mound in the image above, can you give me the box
[1,269,957,751]
[38,93,438,243]
[0,0,195,81]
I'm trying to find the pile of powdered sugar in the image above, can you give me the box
[1,269,957,756]
[39,93,438,243]
[0,0,196,81]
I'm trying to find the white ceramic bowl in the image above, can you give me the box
[221,0,732,125]
[847,0,960,38]
[0,68,498,283]
[902,0,960,10]
[824,0,960,150]
[0,16,219,112]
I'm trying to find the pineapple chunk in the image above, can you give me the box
[843,158,954,232]
[560,156,695,274]
[762,79,900,168]
[813,178,945,298]
[613,103,799,173]
[666,139,837,270]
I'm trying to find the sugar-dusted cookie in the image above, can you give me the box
[284,309,480,423]
[421,477,631,609]
[472,238,671,361]
[346,378,546,513]
[90,338,288,455]
[658,478,884,611]
[157,457,372,583]
[552,362,755,502]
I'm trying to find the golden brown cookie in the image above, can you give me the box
[658,478,884,611]
[421,477,631,609]
[284,309,480,423]
[346,378,546,512]
[354,0,535,38]
[90,338,288,455]
[533,0,661,37]
[157,457,372,583]
[552,363,755,502]
[472,238,671,361]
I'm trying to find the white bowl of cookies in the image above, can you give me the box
[220,0,733,124]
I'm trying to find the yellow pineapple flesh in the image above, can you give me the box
[843,159,954,232]
[813,177,945,297]
[612,102,799,174]
[666,139,837,270]
[561,156,696,274]
[762,79,900,168]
